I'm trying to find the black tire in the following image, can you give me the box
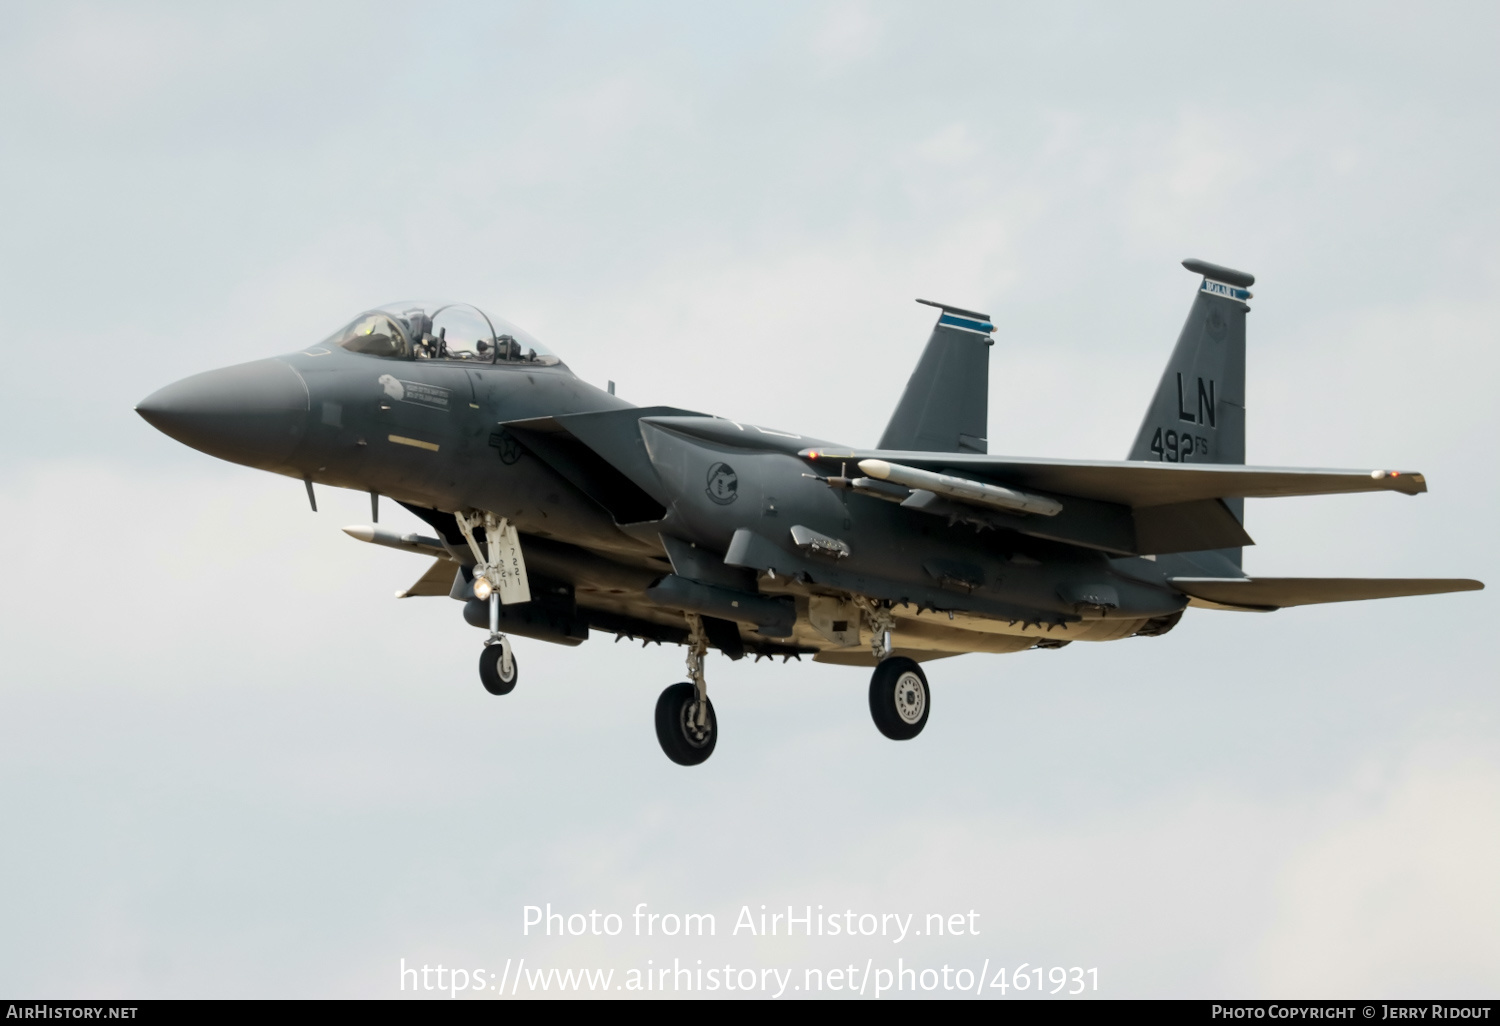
[869,657,929,740]
[478,644,518,696]
[654,681,717,766]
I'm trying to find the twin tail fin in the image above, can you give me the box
[878,299,994,454]
[1128,258,1254,567]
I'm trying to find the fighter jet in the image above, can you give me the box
[137,259,1482,765]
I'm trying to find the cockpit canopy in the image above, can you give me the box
[326,301,560,365]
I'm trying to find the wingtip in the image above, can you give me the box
[1372,470,1427,495]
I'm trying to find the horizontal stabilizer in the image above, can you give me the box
[1171,576,1483,611]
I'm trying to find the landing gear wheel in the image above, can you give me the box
[869,657,929,740]
[478,644,518,695]
[655,681,717,766]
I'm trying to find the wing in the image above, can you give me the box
[495,410,1426,557]
[620,416,1427,503]
[806,451,1427,503]
[1171,577,1483,611]
[802,451,1426,556]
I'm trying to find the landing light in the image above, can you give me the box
[473,576,493,601]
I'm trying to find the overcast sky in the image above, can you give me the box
[2,0,1497,999]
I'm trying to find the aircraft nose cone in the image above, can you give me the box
[137,358,309,468]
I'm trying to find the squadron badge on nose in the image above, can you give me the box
[705,462,739,505]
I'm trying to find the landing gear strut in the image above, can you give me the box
[478,595,518,696]
[854,598,930,740]
[654,614,717,765]
[455,509,527,697]
[854,595,896,661]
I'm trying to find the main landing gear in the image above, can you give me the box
[869,657,929,740]
[858,599,930,741]
[654,614,717,766]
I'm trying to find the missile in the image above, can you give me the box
[857,460,1063,517]
[810,474,911,503]
[341,524,451,557]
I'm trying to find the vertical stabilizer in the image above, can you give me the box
[878,299,994,453]
[1128,259,1253,566]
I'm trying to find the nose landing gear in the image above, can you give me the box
[479,626,518,695]
[455,509,529,698]
[654,614,717,766]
